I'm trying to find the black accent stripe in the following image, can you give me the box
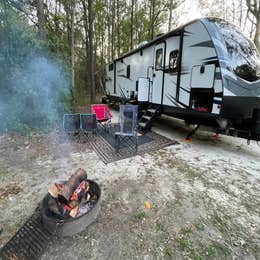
[164,70,190,76]
[167,95,181,107]
[180,86,190,94]
[114,62,116,94]
[118,75,132,81]
[213,99,222,105]
[190,40,215,48]
[202,56,218,61]
[183,30,193,35]
[214,92,223,97]
[161,41,167,105]
[176,29,184,101]
[118,85,127,99]
[168,94,189,109]
[203,60,220,67]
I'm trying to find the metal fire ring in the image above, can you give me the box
[0,180,101,259]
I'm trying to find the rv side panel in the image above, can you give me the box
[180,21,223,114]
[163,36,180,107]
[114,46,154,100]
[105,63,115,96]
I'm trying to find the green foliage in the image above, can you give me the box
[0,0,181,129]
[133,211,147,222]
[0,2,72,133]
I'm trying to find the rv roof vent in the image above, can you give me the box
[137,41,148,48]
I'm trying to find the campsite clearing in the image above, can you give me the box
[0,110,259,259]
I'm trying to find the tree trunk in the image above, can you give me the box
[246,0,260,50]
[232,0,236,24]
[149,0,156,40]
[239,0,243,28]
[35,0,45,39]
[168,0,173,31]
[255,14,260,50]
[116,0,121,56]
[71,0,75,92]
[111,0,115,59]
[87,0,95,103]
[107,0,111,61]
[130,0,134,50]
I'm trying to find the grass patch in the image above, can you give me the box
[198,241,231,259]
[164,246,173,257]
[133,211,147,222]
[180,226,193,235]
[156,220,167,233]
[195,222,205,231]
[6,222,20,234]
[176,236,202,260]
[177,236,191,251]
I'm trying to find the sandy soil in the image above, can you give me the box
[0,109,259,260]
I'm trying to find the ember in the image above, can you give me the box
[47,168,97,218]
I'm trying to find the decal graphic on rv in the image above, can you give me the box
[105,18,260,142]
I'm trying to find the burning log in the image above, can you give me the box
[59,168,87,203]
[46,168,97,219]
[48,183,62,198]
[48,197,67,217]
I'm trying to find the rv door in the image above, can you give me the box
[152,43,165,104]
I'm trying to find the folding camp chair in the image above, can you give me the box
[91,104,112,132]
[80,114,97,141]
[63,113,81,140]
[115,105,138,153]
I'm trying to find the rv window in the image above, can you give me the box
[127,65,131,78]
[155,48,163,70]
[169,50,179,72]
[109,63,114,71]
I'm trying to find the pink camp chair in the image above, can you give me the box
[91,104,112,131]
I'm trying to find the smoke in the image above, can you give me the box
[0,56,70,133]
[0,2,72,134]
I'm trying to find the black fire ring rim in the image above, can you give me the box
[41,179,101,237]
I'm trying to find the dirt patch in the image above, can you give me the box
[0,113,259,259]
[0,183,22,200]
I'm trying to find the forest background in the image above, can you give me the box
[0,0,259,132]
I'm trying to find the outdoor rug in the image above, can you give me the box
[89,125,178,164]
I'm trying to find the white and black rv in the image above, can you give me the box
[105,18,260,141]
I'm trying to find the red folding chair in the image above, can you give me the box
[91,104,112,131]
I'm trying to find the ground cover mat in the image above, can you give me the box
[89,125,178,164]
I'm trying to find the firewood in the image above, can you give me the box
[59,168,87,203]
[48,184,60,198]
[69,206,79,218]
[70,180,86,201]
[48,197,64,216]
[86,192,91,201]
[68,200,78,209]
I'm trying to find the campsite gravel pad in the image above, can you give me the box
[0,206,52,260]
[89,129,178,164]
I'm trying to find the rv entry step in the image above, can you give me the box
[138,106,161,132]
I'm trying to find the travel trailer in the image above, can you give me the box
[105,17,260,141]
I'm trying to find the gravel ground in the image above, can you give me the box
[0,109,259,260]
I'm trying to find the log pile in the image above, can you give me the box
[47,168,96,218]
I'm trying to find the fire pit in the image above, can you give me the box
[41,179,101,237]
[0,169,101,259]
